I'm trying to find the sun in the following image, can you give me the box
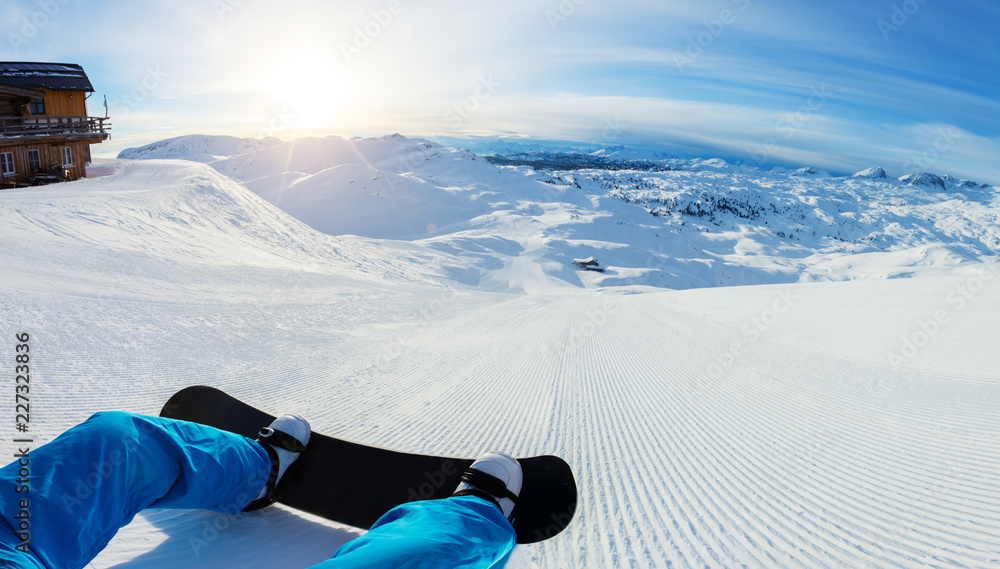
[264,53,347,131]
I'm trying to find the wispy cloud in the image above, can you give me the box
[8,0,992,183]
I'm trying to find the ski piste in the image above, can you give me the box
[159,386,577,544]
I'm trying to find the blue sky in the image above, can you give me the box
[5,0,998,183]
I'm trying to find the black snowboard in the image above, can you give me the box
[159,386,576,544]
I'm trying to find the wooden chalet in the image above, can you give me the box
[0,62,111,187]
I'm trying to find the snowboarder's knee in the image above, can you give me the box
[87,410,134,425]
[83,411,144,439]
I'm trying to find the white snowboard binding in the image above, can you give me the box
[243,414,312,511]
[453,451,523,520]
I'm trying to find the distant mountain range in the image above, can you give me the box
[118,133,998,291]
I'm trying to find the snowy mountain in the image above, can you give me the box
[120,134,999,291]
[118,134,282,163]
[429,136,586,157]
[777,165,833,178]
[852,166,889,179]
[2,135,998,568]
[902,171,947,190]
[485,151,673,172]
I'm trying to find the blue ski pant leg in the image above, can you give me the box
[310,495,516,569]
[0,411,270,569]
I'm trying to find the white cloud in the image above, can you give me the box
[48,0,993,185]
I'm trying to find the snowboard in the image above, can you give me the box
[159,386,577,544]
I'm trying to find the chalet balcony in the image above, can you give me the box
[0,115,111,141]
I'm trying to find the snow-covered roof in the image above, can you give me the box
[0,62,95,92]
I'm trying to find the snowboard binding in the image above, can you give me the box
[243,415,312,511]
[454,451,523,521]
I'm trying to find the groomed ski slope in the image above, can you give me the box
[1,159,998,568]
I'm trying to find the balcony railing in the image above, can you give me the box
[0,115,111,138]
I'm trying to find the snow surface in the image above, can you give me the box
[1,135,998,568]
[118,134,1000,293]
[117,135,282,164]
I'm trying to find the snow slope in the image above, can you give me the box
[117,134,282,164]
[120,134,1000,293]
[210,135,503,240]
[1,152,998,568]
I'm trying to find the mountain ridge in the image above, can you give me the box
[116,134,999,291]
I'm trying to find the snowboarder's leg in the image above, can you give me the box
[311,495,516,569]
[0,411,271,569]
[312,452,522,568]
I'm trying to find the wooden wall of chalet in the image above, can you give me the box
[0,97,24,116]
[38,89,88,116]
[0,139,90,186]
[0,90,89,118]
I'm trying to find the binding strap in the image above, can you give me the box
[242,442,280,511]
[453,487,504,513]
[256,426,308,453]
[242,426,308,512]
[460,468,519,504]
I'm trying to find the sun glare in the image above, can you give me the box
[265,53,347,131]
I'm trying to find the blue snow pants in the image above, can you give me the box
[0,412,515,569]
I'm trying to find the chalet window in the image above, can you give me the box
[61,147,74,167]
[27,150,41,172]
[1,152,15,177]
[30,100,45,115]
